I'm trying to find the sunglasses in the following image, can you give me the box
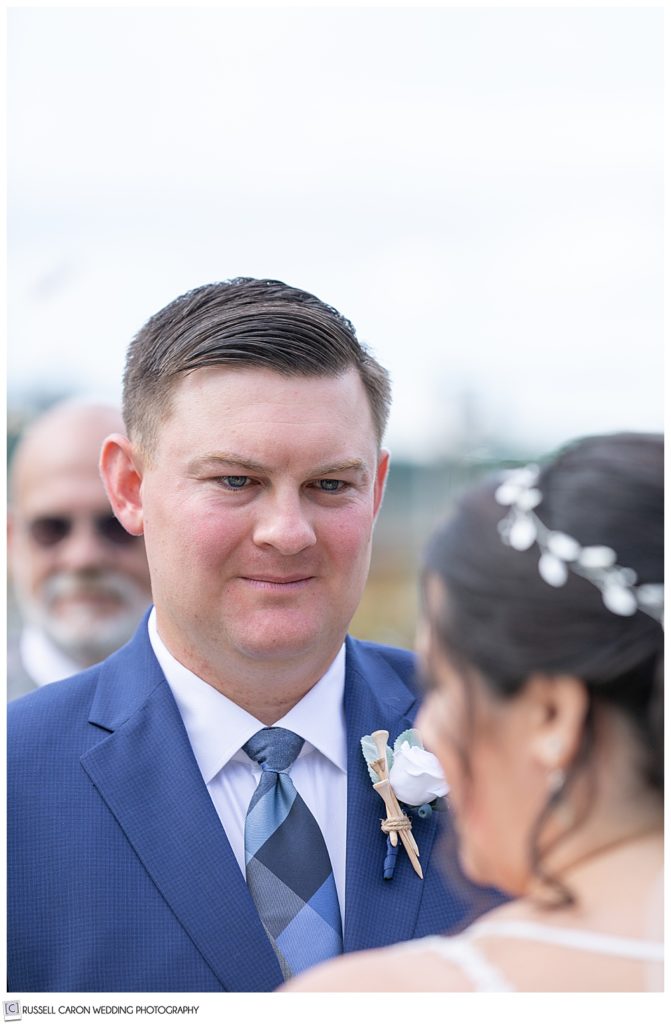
[26,514,138,549]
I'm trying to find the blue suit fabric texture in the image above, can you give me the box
[8,615,504,992]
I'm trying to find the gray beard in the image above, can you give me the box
[15,569,150,666]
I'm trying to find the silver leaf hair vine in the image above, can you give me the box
[495,465,664,626]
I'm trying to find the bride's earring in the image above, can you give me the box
[545,738,565,794]
[548,767,566,796]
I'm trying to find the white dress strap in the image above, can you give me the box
[468,920,664,962]
[390,935,514,992]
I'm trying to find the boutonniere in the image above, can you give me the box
[361,728,449,881]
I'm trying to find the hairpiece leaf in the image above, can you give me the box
[496,463,663,626]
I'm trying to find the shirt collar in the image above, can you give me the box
[273,645,347,774]
[147,607,347,783]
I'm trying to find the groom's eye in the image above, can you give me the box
[316,480,345,492]
[219,476,250,489]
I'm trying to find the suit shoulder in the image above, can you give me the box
[347,636,417,683]
[8,663,101,740]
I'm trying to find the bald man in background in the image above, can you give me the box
[7,400,152,700]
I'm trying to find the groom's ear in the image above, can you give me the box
[99,434,145,537]
[373,448,391,519]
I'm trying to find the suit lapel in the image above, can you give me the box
[343,638,440,953]
[80,625,284,992]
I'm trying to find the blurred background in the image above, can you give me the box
[7,5,663,648]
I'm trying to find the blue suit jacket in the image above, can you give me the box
[8,619,502,992]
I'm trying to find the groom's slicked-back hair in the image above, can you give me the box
[122,277,392,456]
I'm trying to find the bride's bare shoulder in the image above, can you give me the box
[280,943,475,993]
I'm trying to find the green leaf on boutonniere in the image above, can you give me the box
[360,734,393,783]
[393,728,422,754]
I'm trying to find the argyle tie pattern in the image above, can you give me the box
[243,727,343,979]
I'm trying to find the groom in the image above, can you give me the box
[8,278,501,992]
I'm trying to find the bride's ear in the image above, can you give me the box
[99,434,145,537]
[525,673,589,773]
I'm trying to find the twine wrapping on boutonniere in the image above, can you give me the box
[361,728,449,881]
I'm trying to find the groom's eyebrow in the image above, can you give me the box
[311,459,369,477]
[189,452,370,478]
[189,451,270,475]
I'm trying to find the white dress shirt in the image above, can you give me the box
[147,608,348,925]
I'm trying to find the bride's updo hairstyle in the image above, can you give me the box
[423,432,663,901]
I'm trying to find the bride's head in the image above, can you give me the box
[416,432,663,900]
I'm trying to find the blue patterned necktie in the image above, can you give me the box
[243,727,343,979]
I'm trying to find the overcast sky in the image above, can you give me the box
[7,5,663,459]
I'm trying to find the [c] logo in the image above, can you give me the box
[3,1002,21,1022]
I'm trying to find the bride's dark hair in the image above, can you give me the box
[422,432,663,904]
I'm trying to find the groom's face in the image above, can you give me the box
[129,364,389,685]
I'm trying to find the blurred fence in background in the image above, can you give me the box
[350,453,533,648]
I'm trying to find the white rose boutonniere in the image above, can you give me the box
[361,728,449,881]
[389,741,449,807]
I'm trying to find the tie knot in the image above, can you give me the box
[243,727,305,773]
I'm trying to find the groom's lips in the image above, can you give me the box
[239,574,315,591]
